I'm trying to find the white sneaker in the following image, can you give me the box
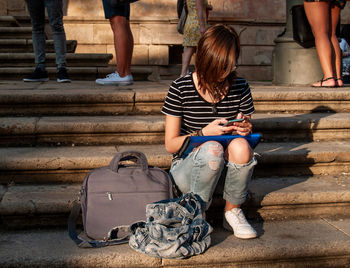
[223,207,257,239]
[95,72,133,86]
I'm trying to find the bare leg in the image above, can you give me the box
[109,15,133,77]
[224,138,253,212]
[330,5,343,86]
[181,46,196,76]
[304,2,336,87]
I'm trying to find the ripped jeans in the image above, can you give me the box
[170,141,257,209]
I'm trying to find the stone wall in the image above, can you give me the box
[1,0,25,16]
[0,0,7,16]
[60,0,289,79]
[2,0,350,80]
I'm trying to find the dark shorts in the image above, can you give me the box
[102,0,130,20]
[304,0,346,9]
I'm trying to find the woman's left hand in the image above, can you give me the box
[231,113,253,136]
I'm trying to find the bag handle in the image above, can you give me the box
[68,201,130,248]
[109,150,149,172]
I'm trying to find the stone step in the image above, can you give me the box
[0,67,152,82]
[253,112,350,141]
[0,115,165,146]
[1,113,350,147]
[0,26,32,39]
[0,53,113,67]
[0,142,350,183]
[12,16,32,27]
[0,81,350,116]
[247,175,350,221]
[0,39,77,53]
[1,219,349,267]
[0,175,349,228]
[0,16,19,27]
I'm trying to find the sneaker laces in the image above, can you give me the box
[106,72,118,79]
[229,208,249,226]
[236,209,250,225]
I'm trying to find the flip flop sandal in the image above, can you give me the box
[311,77,336,88]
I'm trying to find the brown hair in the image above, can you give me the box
[195,24,240,101]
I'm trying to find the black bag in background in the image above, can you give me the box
[177,0,184,18]
[177,0,188,35]
[68,151,174,248]
[292,4,315,48]
[177,7,187,35]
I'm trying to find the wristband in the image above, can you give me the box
[190,129,203,136]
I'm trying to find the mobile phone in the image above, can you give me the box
[222,118,244,126]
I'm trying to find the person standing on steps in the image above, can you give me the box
[163,25,258,239]
[180,0,208,77]
[96,0,136,86]
[23,0,71,83]
[304,0,347,87]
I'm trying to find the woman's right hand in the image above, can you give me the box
[202,118,236,136]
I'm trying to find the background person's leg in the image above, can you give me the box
[45,0,67,69]
[181,46,195,76]
[96,0,133,85]
[23,0,49,82]
[330,5,343,86]
[25,0,46,71]
[45,0,70,82]
[304,2,336,87]
[110,15,133,77]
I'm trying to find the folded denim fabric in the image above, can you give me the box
[129,193,213,259]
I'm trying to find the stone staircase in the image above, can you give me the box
[0,15,116,81]
[0,80,349,266]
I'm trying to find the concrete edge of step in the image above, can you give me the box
[1,142,350,171]
[0,219,349,267]
[1,176,349,218]
[1,114,350,136]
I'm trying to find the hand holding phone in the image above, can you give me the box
[222,118,244,126]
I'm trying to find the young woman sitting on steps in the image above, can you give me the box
[162,24,258,239]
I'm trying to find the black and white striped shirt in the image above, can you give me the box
[162,73,255,135]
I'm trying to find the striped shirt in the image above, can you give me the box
[162,73,255,135]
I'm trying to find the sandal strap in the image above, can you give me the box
[320,77,335,86]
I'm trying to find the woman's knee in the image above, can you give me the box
[227,138,253,164]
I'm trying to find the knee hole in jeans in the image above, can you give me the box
[198,141,224,171]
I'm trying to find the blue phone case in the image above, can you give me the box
[181,133,261,159]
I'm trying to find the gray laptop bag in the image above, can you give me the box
[68,150,174,248]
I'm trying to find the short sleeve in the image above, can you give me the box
[161,81,183,117]
[239,80,255,115]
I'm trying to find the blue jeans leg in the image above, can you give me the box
[45,0,67,69]
[223,157,257,205]
[170,141,225,207]
[25,0,46,70]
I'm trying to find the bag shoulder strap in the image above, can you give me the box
[68,200,130,248]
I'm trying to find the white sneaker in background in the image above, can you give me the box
[223,207,257,239]
[95,72,133,86]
